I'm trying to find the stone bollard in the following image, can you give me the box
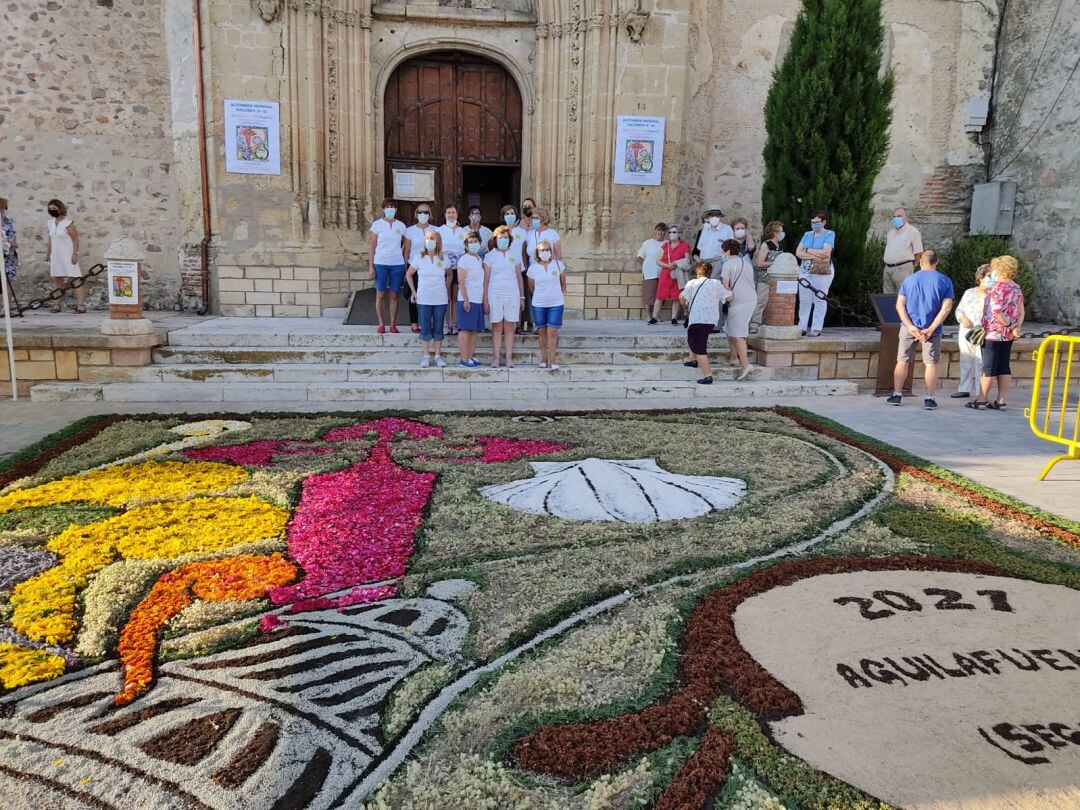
[102,237,154,336]
[760,252,803,340]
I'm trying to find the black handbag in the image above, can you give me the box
[965,325,986,346]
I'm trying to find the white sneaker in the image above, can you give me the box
[550,364,560,371]
[538,362,549,369]
[434,355,446,368]
[419,356,431,368]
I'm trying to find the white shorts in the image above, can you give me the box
[489,293,521,323]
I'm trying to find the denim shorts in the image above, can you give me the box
[532,305,564,329]
[374,263,406,293]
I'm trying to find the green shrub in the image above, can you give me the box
[939,234,1037,303]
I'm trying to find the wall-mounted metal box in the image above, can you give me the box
[970,181,1016,236]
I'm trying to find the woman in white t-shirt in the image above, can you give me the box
[456,231,487,368]
[438,203,467,335]
[483,225,525,368]
[637,222,666,322]
[405,230,451,368]
[679,261,731,385]
[403,202,433,333]
[527,240,568,370]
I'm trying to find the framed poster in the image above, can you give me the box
[392,168,436,201]
[224,99,281,175]
[614,115,665,186]
[107,260,139,305]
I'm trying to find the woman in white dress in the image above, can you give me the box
[46,199,85,312]
[679,261,730,385]
[719,238,757,380]
[951,264,992,399]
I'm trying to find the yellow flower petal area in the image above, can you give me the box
[0,643,67,689]
[0,460,248,515]
[10,496,289,644]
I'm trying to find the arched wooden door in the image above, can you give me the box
[384,53,522,225]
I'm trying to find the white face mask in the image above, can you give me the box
[384,208,396,219]
[981,277,995,289]
[668,232,679,241]
[734,228,746,239]
[417,213,429,224]
[708,217,721,228]
[538,250,552,261]
[424,239,437,251]
[467,242,481,254]
[470,213,481,223]
[445,217,457,227]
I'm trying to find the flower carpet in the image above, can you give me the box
[0,409,1076,809]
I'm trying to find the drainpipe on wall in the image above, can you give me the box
[193,0,212,315]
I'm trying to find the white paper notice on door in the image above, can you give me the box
[393,169,435,201]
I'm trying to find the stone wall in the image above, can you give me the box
[0,0,184,309]
[990,0,1080,323]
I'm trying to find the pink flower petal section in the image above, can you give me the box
[446,436,571,464]
[184,440,332,467]
[259,614,287,633]
[324,417,444,448]
[268,456,435,605]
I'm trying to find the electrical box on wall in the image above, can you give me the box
[970,181,1016,236]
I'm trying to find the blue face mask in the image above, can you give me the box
[504,214,517,226]
[892,216,905,229]
[496,237,510,250]
[384,208,396,219]
[532,219,541,230]
[778,231,786,242]
[811,222,824,232]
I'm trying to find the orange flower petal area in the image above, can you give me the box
[11,496,289,645]
[115,553,298,706]
[0,460,248,514]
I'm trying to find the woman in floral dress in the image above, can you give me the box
[1,197,18,304]
[970,255,1024,411]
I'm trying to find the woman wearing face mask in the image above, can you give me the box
[483,225,525,367]
[951,264,992,399]
[439,203,466,335]
[368,197,409,333]
[45,199,85,313]
[404,203,433,333]
[654,225,688,325]
[1,197,19,307]
[970,255,1025,411]
[456,232,486,367]
[679,261,730,385]
[719,239,756,379]
[794,210,835,336]
[751,221,784,333]
[405,229,451,369]
[528,240,567,370]
[731,217,756,258]
[466,205,492,259]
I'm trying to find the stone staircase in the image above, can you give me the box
[29,319,858,404]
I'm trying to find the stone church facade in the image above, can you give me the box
[1,0,1076,321]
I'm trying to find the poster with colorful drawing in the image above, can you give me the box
[224,100,281,175]
[107,260,139,305]
[613,115,665,186]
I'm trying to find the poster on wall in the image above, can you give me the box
[392,169,436,201]
[224,99,281,175]
[613,115,665,186]
[107,260,139,305]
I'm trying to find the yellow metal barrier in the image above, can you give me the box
[1026,334,1080,480]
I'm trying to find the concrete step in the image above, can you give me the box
[76,362,818,385]
[152,346,741,366]
[31,377,857,403]
[167,330,696,350]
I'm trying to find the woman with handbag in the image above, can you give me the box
[969,255,1025,411]
[679,261,730,385]
[720,239,756,380]
[751,221,784,333]
[653,225,689,324]
[794,210,835,336]
[951,264,992,399]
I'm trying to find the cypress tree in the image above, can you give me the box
[761,0,894,321]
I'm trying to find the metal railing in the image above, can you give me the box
[1025,334,1080,481]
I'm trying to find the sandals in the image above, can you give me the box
[965,400,989,410]
[50,303,62,313]
[74,305,87,313]
[986,401,1008,411]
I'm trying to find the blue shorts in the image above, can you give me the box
[374,263,406,293]
[533,305,564,329]
[456,301,485,332]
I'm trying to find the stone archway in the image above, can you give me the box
[382,51,524,225]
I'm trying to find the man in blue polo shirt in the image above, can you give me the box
[888,248,954,409]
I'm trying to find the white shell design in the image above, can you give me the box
[481,457,746,523]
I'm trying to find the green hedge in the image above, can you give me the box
[939,234,1037,303]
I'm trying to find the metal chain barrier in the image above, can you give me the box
[795,277,1080,338]
[12,262,106,316]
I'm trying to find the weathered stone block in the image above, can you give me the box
[54,351,79,380]
[836,358,870,378]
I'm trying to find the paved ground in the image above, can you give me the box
[1,391,1075,522]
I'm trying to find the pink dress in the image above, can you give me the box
[657,241,689,301]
